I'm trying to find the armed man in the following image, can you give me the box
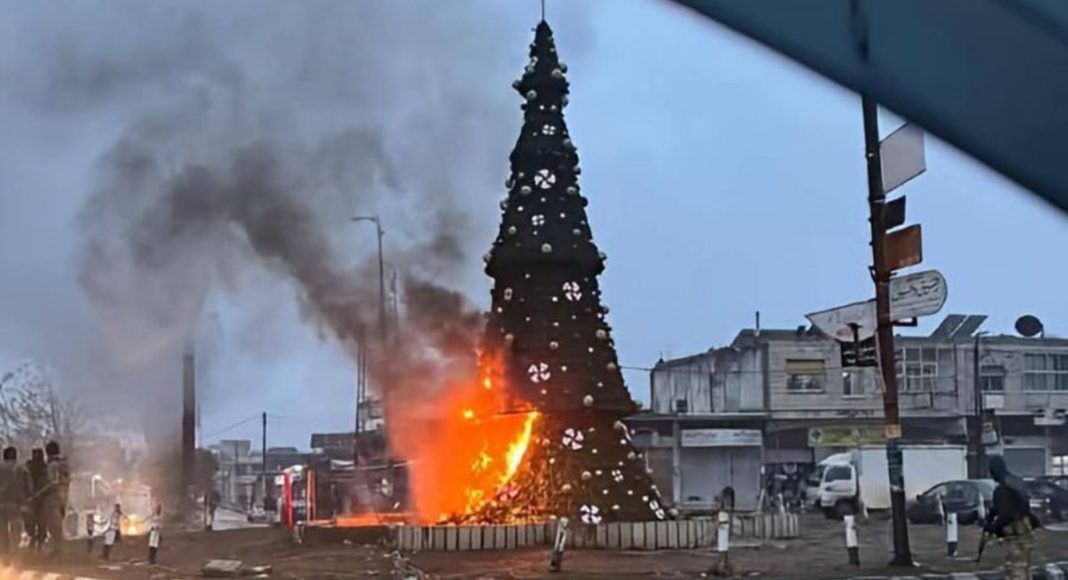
[984,455,1041,580]
[0,446,29,556]
[37,441,71,557]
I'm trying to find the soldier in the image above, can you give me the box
[147,504,162,564]
[0,446,29,555]
[24,448,47,550]
[984,456,1040,580]
[38,441,70,557]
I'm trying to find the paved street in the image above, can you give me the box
[211,507,268,531]
[5,514,1067,579]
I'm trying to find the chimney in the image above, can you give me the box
[181,344,196,499]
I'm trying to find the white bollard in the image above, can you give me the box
[716,510,730,553]
[844,514,859,566]
[977,494,987,523]
[548,517,569,572]
[946,511,959,557]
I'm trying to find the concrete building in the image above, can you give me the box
[628,314,1068,512]
[210,440,308,509]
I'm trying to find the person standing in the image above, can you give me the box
[24,448,47,551]
[0,447,28,555]
[984,455,1040,580]
[39,441,70,557]
[146,504,162,564]
[101,503,122,561]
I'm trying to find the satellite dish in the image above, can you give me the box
[1015,315,1044,338]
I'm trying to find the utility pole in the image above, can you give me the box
[261,412,268,508]
[972,332,989,478]
[862,94,913,566]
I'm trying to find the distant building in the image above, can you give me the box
[627,314,1068,512]
[209,440,309,509]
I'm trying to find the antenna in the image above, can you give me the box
[541,0,546,21]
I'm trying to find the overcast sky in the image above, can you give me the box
[2,1,1066,450]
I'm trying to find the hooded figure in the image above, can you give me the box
[986,455,1038,580]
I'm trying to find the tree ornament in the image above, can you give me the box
[572,228,582,236]
[531,214,545,226]
[549,341,559,350]
[512,79,521,89]
[507,226,517,235]
[562,483,572,492]
[581,471,592,481]
[579,504,602,524]
[504,333,515,343]
[627,451,637,460]
[533,168,557,189]
[595,329,608,340]
[526,90,537,101]
[500,200,508,210]
[562,281,582,301]
[562,428,584,450]
[551,68,564,79]
[520,185,532,195]
[503,288,513,301]
[566,185,578,195]
[541,243,553,253]
[525,64,535,74]
[528,363,551,383]
[582,394,594,407]
[483,253,492,264]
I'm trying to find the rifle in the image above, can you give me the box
[975,530,990,563]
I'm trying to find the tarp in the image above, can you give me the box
[671,0,1068,211]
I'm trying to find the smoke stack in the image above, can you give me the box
[182,343,196,499]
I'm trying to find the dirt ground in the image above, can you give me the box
[9,514,1068,579]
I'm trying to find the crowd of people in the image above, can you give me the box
[0,441,70,559]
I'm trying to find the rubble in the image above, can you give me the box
[201,559,245,577]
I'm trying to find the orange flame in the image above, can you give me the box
[388,352,539,523]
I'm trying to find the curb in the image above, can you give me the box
[8,574,103,580]
[847,559,1068,580]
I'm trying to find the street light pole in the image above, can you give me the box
[862,94,913,566]
[351,216,387,345]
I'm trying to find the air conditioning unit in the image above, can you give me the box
[674,399,689,414]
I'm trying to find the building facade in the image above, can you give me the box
[627,314,1068,512]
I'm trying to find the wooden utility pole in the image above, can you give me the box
[862,95,913,566]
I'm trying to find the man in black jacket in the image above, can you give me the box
[984,455,1040,580]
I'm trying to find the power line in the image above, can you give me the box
[205,415,259,439]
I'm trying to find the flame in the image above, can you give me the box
[389,352,539,523]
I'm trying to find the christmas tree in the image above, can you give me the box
[476,20,666,524]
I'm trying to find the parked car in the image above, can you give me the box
[906,479,995,525]
[1024,478,1068,522]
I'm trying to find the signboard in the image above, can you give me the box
[1034,409,1066,427]
[880,123,926,193]
[806,300,876,342]
[889,269,947,320]
[884,224,923,271]
[808,426,885,447]
[681,429,762,447]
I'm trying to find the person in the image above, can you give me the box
[38,441,70,557]
[24,448,47,550]
[147,504,162,564]
[984,455,1041,580]
[0,446,28,555]
[101,503,122,561]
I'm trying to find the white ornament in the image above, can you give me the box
[525,64,535,74]
[500,200,508,210]
[505,333,515,343]
[573,228,582,237]
[507,225,517,235]
[531,214,546,226]
[627,451,637,460]
[566,185,578,195]
[533,168,557,189]
[611,469,625,483]
[562,281,582,302]
[562,483,572,492]
[483,253,491,263]
[562,428,585,450]
[541,243,552,254]
[541,124,557,136]
[526,90,537,101]
[549,341,559,350]
[503,288,513,301]
[520,185,532,195]
[579,504,602,525]
[581,471,592,481]
[611,504,620,511]
[595,329,608,340]
[551,68,564,79]
[582,394,594,407]
[607,362,617,371]
[528,362,551,383]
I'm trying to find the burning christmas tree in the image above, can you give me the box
[473,20,666,524]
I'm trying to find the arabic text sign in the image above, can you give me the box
[880,123,926,193]
[681,429,762,447]
[806,300,875,342]
[889,269,947,320]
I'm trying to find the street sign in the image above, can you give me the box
[884,224,923,271]
[806,300,875,342]
[883,196,907,230]
[880,123,926,193]
[889,269,947,320]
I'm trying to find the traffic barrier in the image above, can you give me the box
[844,514,859,566]
[945,511,959,558]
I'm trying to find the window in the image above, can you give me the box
[980,365,1006,392]
[1053,455,1068,477]
[786,359,826,392]
[895,347,938,391]
[842,371,870,397]
[1024,353,1068,391]
[825,465,853,482]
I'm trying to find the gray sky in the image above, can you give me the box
[1,0,1065,450]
